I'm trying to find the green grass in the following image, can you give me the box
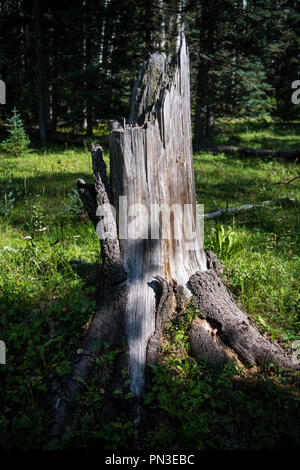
[214,117,300,150]
[0,119,299,449]
[0,141,101,448]
[194,149,300,339]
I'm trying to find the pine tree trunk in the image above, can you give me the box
[34,0,48,141]
[46,35,296,440]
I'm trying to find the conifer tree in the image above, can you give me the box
[1,108,31,157]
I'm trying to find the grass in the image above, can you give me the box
[144,333,300,450]
[194,149,300,339]
[214,117,300,150]
[0,118,299,449]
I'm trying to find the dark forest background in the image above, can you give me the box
[0,0,299,144]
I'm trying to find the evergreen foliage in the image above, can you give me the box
[1,108,31,157]
[0,1,298,140]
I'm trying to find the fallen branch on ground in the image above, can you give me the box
[273,175,300,185]
[203,198,298,218]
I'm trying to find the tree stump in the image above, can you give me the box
[108,35,206,398]
[46,35,296,440]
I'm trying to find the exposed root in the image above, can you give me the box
[189,317,243,367]
[187,255,296,371]
[146,277,175,370]
[46,145,129,439]
[204,198,299,219]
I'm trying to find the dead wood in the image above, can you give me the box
[188,258,296,370]
[203,198,299,218]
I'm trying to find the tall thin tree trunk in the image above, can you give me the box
[194,101,206,146]
[205,0,216,138]
[102,0,115,75]
[34,0,48,140]
[194,4,207,146]
[206,101,215,138]
[51,20,58,132]
[82,0,93,136]
[194,0,216,142]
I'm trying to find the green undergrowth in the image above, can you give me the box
[194,149,300,341]
[144,308,300,450]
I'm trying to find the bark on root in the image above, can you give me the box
[146,277,175,369]
[46,145,128,439]
[187,251,296,371]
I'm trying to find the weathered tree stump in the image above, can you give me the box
[46,35,296,440]
[108,36,206,398]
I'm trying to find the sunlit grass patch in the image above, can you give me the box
[214,117,300,150]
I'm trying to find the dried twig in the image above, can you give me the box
[273,175,300,185]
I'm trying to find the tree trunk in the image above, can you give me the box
[34,0,48,141]
[82,0,93,137]
[193,3,208,145]
[46,35,297,441]
[206,102,215,138]
[194,100,206,146]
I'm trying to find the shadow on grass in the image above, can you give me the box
[0,266,98,449]
[145,361,300,450]
[0,172,94,198]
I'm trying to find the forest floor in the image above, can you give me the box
[0,118,299,449]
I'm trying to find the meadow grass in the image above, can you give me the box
[195,150,300,339]
[215,117,300,150]
[0,119,299,449]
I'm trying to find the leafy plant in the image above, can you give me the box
[210,224,241,258]
[0,175,23,217]
[66,188,86,220]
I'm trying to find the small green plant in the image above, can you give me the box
[210,224,241,258]
[1,188,16,216]
[0,175,23,217]
[66,188,86,220]
[1,108,31,157]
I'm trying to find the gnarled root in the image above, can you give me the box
[187,251,296,371]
